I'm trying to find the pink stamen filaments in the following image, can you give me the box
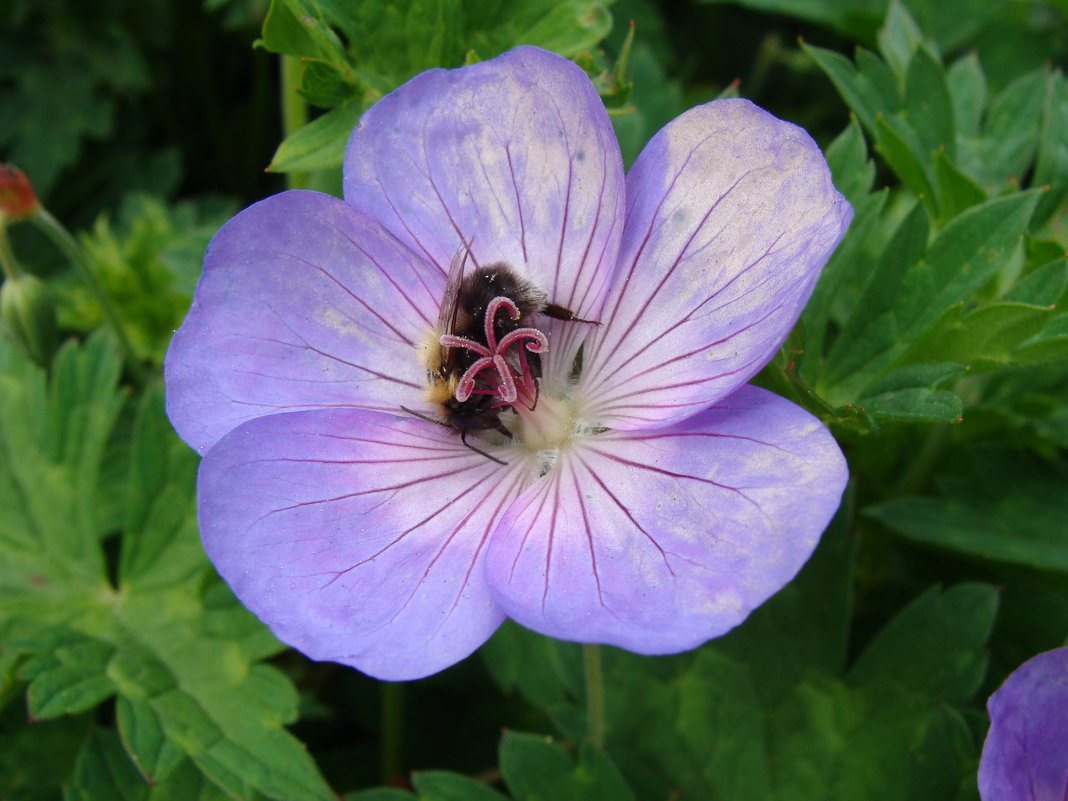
[439,296,548,405]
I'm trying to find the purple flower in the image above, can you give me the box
[165,46,852,680]
[979,647,1068,800]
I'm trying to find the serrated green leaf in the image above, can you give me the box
[64,728,148,801]
[906,706,975,801]
[904,46,954,161]
[412,771,510,801]
[480,621,581,710]
[869,447,1068,571]
[825,115,875,206]
[119,386,202,591]
[0,713,90,801]
[875,112,936,210]
[972,68,1048,191]
[802,42,900,135]
[932,149,987,223]
[500,733,635,801]
[268,99,364,173]
[826,200,929,392]
[344,790,417,801]
[860,387,962,423]
[603,649,771,801]
[1005,258,1068,306]
[863,362,967,395]
[0,339,333,801]
[946,52,986,142]
[900,300,1056,371]
[1033,70,1068,230]
[770,675,944,801]
[802,189,888,361]
[847,584,997,704]
[877,0,926,83]
[21,636,117,719]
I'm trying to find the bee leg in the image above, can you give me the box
[400,405,446,427]
[543,302,600,325]
[461,430,508,465]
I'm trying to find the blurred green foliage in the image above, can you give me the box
[0,0,1066,799]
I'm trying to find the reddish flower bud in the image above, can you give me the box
[0,164,40,220]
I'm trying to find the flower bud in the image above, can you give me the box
[0,164,40,220]
[1,274,58,366]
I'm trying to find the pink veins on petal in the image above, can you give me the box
[439,295,548,405]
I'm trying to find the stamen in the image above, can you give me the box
[440,295,549,407]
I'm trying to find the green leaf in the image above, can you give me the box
[847,584,997,705]
[874,112,936,211]
[267,99,364,173]
[862,362,967,395]
[64,728,148,801]
[1033,70,1068,229]
[500,732,635,801]
[858,387,963,423]
[802,189,888,360]
[972,68,1048,191]
[604,650,771,801]
[0,713,90,801]
[1005,258,1068,306]
[770,675,949,801]
[345,791,417,801]
[718,492,856,705]
[826,200,929,393]
[932,149,987,223]
[0,338,333,801]
[802,42,900,135]
[825,115,875,206]
[412,771,510,801]
[868,447,1068,572]
[21,635,117,719]
[904,46,954,162]
[876,0,926,83]
[906,706,976,801]
[900,300,1056,371]
[946,52,986,142]
[480,621,581,710]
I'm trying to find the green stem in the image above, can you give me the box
[0,219,23,280]
[280,55,310,190]
[33,208,146,387]
[583,643,605,748]
[380,681,404,784]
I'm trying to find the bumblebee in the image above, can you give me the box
[404,256,594,463]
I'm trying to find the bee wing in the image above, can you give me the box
[435,242,473,376]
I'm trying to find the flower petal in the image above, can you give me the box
[979,647,1068,801]
[198,408,532,681]
[165,190,443,454]
[485,385,847,652]
[343,46,624,387]
[578,99,852,430]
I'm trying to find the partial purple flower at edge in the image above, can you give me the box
[165,46,853,680]
[979,646,1068,801]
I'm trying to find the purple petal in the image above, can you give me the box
[577,99,852,430]
[198,408,533,681]
[165,190,443,454]
[343,46,625,388]
[485,385,847,652]
[979,647,1068,801]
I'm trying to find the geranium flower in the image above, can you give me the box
[979,647,1068,800]
[165,46,852,680]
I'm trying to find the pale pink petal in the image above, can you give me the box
[165,191,443,454]
[577,99,852,430]
[197,408,532,681]
[343,46,625,388]
[485,385,847,651]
